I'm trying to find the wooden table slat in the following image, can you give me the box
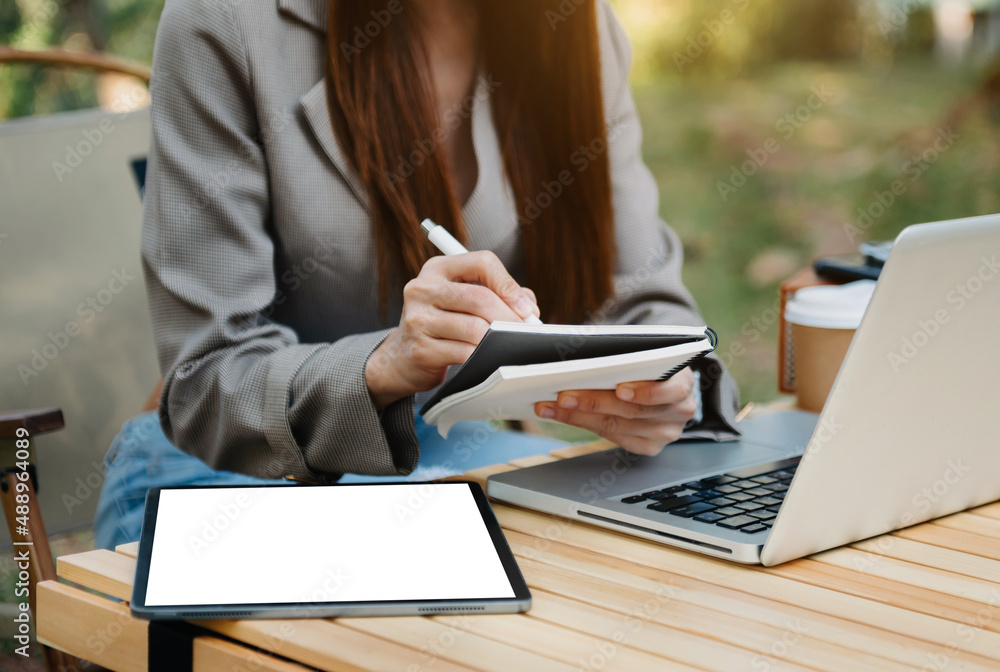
[968,502,1000,520]
[851,535,1000,584]
[57,549,135,601]
[116,542,140,559]
[441,464,515,489]
[194,637,315,672]
[523,582,824,672]
[429,611,707,672]
[338,616,581,672]
[769,559,1000,635]
[205,617,480,672]
[434,614,703,672]
[524,588,769,672]
[894,523,1000,562]
[37,581,147,672]
[934,512,1000,538]
[808,547,1000,608]
[548,440,615,460]
[506,454,559,468]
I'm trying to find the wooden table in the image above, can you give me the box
[37,439,1000,672]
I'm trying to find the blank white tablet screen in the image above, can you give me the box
[143,484,515,606]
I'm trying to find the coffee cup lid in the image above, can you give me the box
[785,279,876,329]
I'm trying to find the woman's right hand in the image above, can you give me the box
[364,251,540,410]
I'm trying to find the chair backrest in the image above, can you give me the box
[0,106,158,542]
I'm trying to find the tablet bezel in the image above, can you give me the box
[130,481,531,619]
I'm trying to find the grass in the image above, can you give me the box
[634,57,1000,405]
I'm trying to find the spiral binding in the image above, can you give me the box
[656,326,717,381]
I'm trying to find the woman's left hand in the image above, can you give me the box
[534,367,698,456]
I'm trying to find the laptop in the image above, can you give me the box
[488,214,1000,565]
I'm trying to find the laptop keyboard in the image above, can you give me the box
[618,457,800,535]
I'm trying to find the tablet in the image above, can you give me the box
[131,482,531,619]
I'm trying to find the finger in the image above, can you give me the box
[534,403,686,447]
[603,432,670,457]
[401,301,493,346]
[520,287,540,318]
[428,251,539,320]
[397,335,477,373]
[433,281,525,324]
[555,389,698,424]
[420,307,492,346]
[554,389,660,419]
[616,367,696,405]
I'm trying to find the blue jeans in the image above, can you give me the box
[94,410,567,549]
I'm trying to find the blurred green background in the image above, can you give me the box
[2,0,999,406]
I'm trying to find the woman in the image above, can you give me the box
[94,0,741,549]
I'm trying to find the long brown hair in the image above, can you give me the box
[326,0,615,324]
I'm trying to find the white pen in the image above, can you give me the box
[420,218,544,325]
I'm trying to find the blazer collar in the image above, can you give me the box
[278,0,327,32]
[300,78,370,207]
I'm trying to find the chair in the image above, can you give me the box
[0,47,150,82]
[1,47,152,672]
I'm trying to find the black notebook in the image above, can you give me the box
[420,322,717,437]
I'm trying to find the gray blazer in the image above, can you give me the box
[143,0,741,482]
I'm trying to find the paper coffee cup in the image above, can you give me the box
[784,280,876,412]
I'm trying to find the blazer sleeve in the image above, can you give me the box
[141,0,420,481]
[595,1,741,440]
